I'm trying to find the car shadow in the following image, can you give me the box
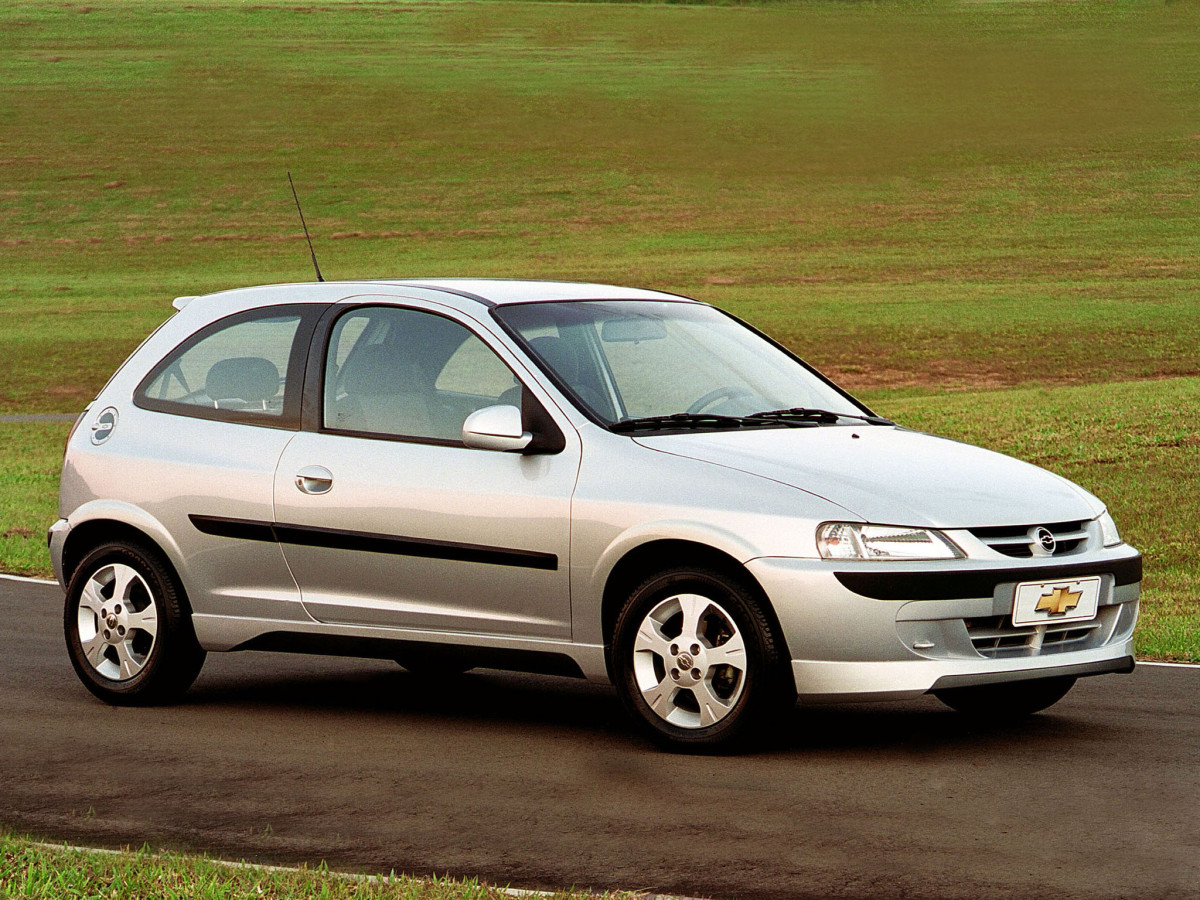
[772,698,1089,754]
[186,654,631,731]
[179,653,1101,756]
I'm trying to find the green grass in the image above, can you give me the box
[2,0,1200,410]
[0,422,68,578]
[0,831,617,900]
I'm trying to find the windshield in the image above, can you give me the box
[493,300,867,428]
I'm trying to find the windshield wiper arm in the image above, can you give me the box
[748,407,895,426]
[611,408,893,434]
[610,413,797,433]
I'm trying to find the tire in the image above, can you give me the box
[612,567,794,750]
[934,675,1077,719]
[64,540,206,706]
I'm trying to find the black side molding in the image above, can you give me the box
[272,522,558,571]
[835,554,1142,602]
[189,514,276,543]
[189,514,558,571]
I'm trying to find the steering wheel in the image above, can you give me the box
[687,385,754,415]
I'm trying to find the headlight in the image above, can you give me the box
[1097,510,1122,547]
[817,523,964,561]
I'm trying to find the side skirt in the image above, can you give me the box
[239,632,587,679]
[190,613,611,682]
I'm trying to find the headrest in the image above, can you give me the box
[342,345,421,396]
[206,357,280,404]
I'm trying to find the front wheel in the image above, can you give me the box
[934,676,1077,719]
[64,541,206,706]
[612,568,793,750]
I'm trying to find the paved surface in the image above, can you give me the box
[0,414,76,423]
[1,577,1196,900]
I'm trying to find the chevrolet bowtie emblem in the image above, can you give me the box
[1036,586,1082,616]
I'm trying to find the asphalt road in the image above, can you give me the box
[1,577,1196,900]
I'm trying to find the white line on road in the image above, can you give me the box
[29,840,561,894]
[27,839,697,900]
[1139,660,1200,669]
[0,573,56,585]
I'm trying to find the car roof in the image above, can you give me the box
[174,279,696,311]
[391,279,693,305]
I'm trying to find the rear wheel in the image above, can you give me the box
[612,568,793,750]
[64,541,206,705]
[934,676,1076,719]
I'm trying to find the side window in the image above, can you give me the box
[435,337,518,398]
[135,305,318,428]
[323,306,520,443]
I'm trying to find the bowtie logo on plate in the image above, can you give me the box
[1035,586,1083,616]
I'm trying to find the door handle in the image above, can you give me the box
[295,465,334,495]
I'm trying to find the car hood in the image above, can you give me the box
[634,426,1101,528]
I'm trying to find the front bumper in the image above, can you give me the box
[790,647,1136,701]
[747,547,1141,701]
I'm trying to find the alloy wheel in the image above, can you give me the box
[631,592,747,729]
[75,562,159,682]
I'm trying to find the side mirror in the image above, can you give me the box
[462,405,533,452]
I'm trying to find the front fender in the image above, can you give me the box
[589,518,760,586]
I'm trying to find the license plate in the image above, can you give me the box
[1012,576,1101,627]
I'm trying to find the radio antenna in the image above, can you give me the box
[287,171,324,282]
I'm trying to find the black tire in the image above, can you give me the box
[64,540,206,706]
[612,567,794,751]
[934,675,1077,719]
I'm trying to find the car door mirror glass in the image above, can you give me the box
[462,404,533,452]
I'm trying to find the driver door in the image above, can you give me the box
[273,302,578,640]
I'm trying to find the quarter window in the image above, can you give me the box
[323,306,520,443]
[135,305,320,428]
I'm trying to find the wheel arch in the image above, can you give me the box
[600,538,791,676]
[62,506,188,608]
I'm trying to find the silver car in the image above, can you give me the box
[52,280,1141,749]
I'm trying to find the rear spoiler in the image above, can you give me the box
[172,295,199,311]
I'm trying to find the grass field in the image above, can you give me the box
[1,0,1197,659]
[4,0,1200,411]
[0,831,613,900]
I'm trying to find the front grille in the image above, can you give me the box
[969,520,1089,558]
[965,611,1110,658]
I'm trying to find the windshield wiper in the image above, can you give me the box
[610,413,803,433]
[748,407,895,426]
[611,408,894,434]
